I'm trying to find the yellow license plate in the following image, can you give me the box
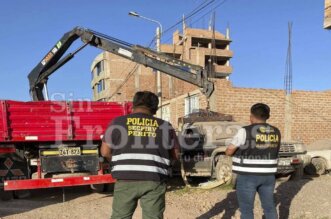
[59,147,81,156]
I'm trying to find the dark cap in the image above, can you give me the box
[132,91,159,115]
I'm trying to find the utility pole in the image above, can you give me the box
[284,22,293,142]
[156,27,162,118]
[284,22,293,95]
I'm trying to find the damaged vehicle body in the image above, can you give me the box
[178,111,309,186]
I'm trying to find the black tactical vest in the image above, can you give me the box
[232,123,281,175]
[105,113,174,181]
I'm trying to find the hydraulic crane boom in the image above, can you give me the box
[28,27,229,101]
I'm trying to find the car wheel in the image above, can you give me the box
[304,163,317,175]
[311,158,327,175]
[215,155,233,186]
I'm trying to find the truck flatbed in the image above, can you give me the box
[0,100,131,143]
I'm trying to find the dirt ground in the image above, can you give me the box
[1,174,331,219]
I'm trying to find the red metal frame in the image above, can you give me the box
[4,174,116,191]
[37,159,42,179]
[0,100,133,143]
[1,101,10,140]
[0,147,16,154]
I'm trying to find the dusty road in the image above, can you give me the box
[1,175,331,219]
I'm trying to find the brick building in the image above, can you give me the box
[325,0,331,29]
[90,27,232,102]
[90,27,331,145]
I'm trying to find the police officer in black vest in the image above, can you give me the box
[226,103,281,219]
[101,91,180,219]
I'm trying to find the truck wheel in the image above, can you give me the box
[289,163,303,181]
[215,155,233,186]
[90,184,106,193]
[311,158,327,175]
[13,190,31,199]
[0,190,14,201]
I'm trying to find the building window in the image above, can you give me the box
[204,55,227,66]
[93,60,104,76]
[185,95,199,116]
[97,79,105,93]
[191,37,228,49]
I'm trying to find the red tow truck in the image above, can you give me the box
[0,27,227,199]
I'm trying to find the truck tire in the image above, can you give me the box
[215,155,233,186]
[90,184,106,193]
[289,163,303,181]
[13,190,31,199]
[304,163,315,175]
[0,190,13,201]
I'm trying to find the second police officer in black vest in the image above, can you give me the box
[226,103,281,219]
[101,91,180,219]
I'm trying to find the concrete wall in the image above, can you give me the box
[162,80,331,146]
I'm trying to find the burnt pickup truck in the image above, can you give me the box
[178,111,309,185]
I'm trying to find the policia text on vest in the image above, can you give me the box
[232,124,281,175]
[127,117,159,137]
[102,112,178,181]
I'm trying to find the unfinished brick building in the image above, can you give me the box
[90,27,232,102]
[90,27,331,146]
[325,0,331,29]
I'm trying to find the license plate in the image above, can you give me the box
[59,147,81,156]
[278,159,291,166]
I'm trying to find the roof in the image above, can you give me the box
[184,28,231,42]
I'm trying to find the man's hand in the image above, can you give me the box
[169,128,180,161]
[225,144,238,156]
[101,141,112,162]
[171,148,180,161]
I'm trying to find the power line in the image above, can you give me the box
[162,0,216,35]
[109,34,158,99]
[162,0,228,44]
[148,0,220,47]
[191,0,228,26]
[110,0,228,96]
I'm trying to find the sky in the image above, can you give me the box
[0,0,330,101]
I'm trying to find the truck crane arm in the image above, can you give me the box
[28,26,229,101]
